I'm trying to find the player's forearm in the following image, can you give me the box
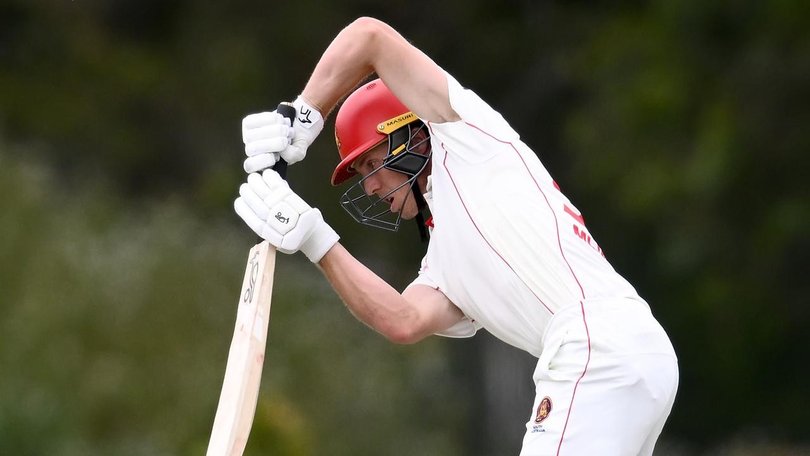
[316,242,425,344]
[300,17,458,126]
[300,17,385,116]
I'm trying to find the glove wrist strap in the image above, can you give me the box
[293,96,324,130]
[301,219,340,263]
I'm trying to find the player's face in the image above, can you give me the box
[351,143,420,220]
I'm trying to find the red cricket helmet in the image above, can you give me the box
[331,79,419,185]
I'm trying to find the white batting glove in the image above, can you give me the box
[241,96,324,173]
[285,96,324,164]
[242,111,291,173]
[234,170,339,263]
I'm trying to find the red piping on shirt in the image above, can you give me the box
[428,123,554,315]
[433,119,592,454]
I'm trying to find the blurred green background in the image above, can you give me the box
[1,1,808,455]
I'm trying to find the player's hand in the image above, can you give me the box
[234,169,339,263]
[242,96,324,173]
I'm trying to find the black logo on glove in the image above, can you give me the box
[275,212,290,224]
[298,107,313,124]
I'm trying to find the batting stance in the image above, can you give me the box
[233,17,678,455]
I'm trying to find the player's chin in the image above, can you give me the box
[398,202,419,220]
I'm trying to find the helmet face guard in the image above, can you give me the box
[339,121,431,232]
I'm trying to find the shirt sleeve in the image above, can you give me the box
[407,272,480,339]
[444,71,519,143]
[427,71,521,165]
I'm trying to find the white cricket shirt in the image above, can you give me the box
[408,72,644,357]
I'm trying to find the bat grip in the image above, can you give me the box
[273,102,296,180]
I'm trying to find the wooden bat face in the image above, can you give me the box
[208,102,293,456]
[207,241,276,456]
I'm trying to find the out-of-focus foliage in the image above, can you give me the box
[559,2,810,447]
[0,0,807,454]
[0,145,467,456]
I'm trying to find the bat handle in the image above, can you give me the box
[251,102,296,245]
[273,102,297,180]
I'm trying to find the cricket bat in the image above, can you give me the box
[206,103,296,456]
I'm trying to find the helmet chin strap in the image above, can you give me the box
[411,179,429,242]
[384,120,431,241]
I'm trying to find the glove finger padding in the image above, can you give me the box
[244,154,279,174]
[246,172,273,198]
[242,111,294,173]
[234,197,283,246]
[245,137,290,157]
[242,123,291,145]
[242,112,289,139]
[238,182,270,220]
[281,144,307,166]
[259,169,293,207]
[234,170,340,262]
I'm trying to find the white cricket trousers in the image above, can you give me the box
[519,298,678,456]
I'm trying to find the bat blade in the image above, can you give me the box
[207,240,276,456]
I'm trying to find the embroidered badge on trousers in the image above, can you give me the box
[535,396,552,424]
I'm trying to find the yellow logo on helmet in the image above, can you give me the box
[377,112,418,134]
